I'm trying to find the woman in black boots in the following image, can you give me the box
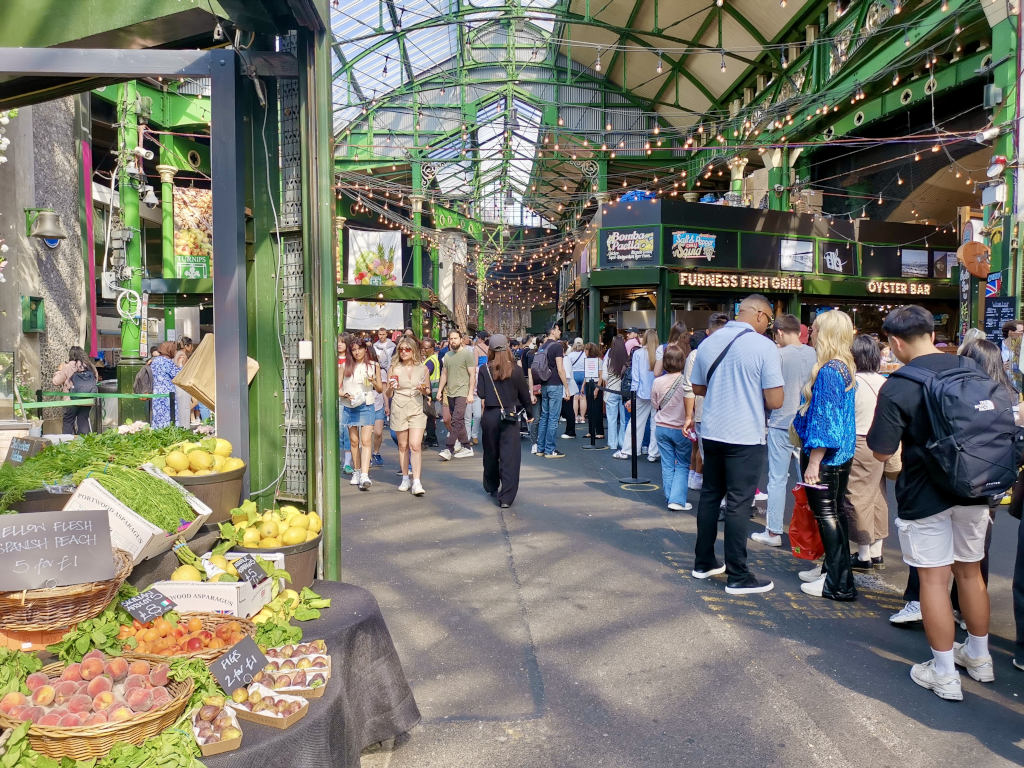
[791,310,858,601]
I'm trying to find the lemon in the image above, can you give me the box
[259,537,282,549]
[286,514,309,530]
[193,469,213,476]
[213,438,233,457]
[282,528,306,546]
[165,450,190,472]
[305,530,319,542]
[151,455,167,470]
[258,520,279,539]
[241,528,262,548]
[223,457,245,472]
[211,454,227,472]
[210,554,231,572]
[163,467,177,476]
[307,512,322,534]
[189,450,214,472]
[176,468,194,477]
[171,564,203,582]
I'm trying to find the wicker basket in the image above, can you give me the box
[0,661,193,760]
[0,549,133,632]
[123,612,257,663]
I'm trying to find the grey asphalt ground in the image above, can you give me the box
[342,430,1024,768]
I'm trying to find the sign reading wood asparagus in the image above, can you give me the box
[0,508,114,590]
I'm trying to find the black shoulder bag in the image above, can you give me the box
[487,364,522,423]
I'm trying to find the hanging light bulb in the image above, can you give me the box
[605,120,612,131]
[781,54,788,69]
[720,52,727,73]
[954,16,962,35]
[716,0,724,6]
[656,53,663,75]
[892,72,900,87]
[897,173,904,185]
[893,1,901,14]
[877,194,883,205]
[904,29,910,46]
[940,0,947,10]
[595,55,602,72]
[780,0,786,6]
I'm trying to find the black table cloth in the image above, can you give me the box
[205,581,420,768]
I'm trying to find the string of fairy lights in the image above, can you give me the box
[330,1,1000,313]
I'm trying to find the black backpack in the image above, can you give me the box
[70,369,98,394]
[891,358,1024,497]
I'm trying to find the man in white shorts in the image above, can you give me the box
[867,305,993,701]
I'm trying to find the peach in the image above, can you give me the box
[104,657,129,682]
[8,705,29,721]
[84,712,108,726]
[150,687,171,707]
[124,674,148,691]
[68,694,93,714]
[50,707,68,718]
[58,713,83,727]
[60,663,82,682]
[25,672,50,692]
[92,691,115,712]
[86,675,113,697]
[148,663,170,687]
[24,706,45,723]
[107,704,133,722]
[31,685,55,707]
[0,691,27,714]
[80,658,104,681]
[127,660,150,677]
[38,712,62,726]
[125,687,153,713]
[82,649,105,663]
[53,681,78,705]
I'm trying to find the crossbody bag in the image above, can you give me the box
[487,364,522,423]
[654,374,685,412]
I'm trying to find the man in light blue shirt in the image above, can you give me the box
[688,295,784,595]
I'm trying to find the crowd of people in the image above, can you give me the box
[341,304,1024,704]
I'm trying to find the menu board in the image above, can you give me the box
[983,297,1016,345]
[0,509,114,590]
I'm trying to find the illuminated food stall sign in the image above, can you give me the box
[679,272,804,291]
[866,280,932,296]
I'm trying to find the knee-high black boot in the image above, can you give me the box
[803,480,857,601]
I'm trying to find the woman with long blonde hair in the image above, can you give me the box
[618,329,662,460]
[385,337,430,496]
[791,310,857,601]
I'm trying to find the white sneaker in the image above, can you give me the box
[953,642,995,682]
[454,447,474,458]
[612,451,629,459]
[667,502,692,512]
[750,530,782,547]
[454,441,463,452]
[689,472,703,490]
[398,476,411,492]
[798,564,823,583]
[647,454,659,462]
[531,444,538,455]
[350,471,361,486]
[691,564,727,579]
[889,601,923,625]
[359,475,372,491]
[560,433,574,439]
[438,449,453,461]
[910,660,963,701]
[800,575,826,597]
[754,490,768,502]
[410,479,425,497]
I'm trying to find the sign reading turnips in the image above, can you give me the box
[600,227,659,268]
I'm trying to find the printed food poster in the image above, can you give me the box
[345,300,404,331]
[173,187,213,279]
[780,239,814,272]
[348,230,402,286]
[901,248,929,278]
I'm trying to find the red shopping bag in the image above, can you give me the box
[789,485,823,561]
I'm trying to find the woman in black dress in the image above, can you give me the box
[478,334,533,508]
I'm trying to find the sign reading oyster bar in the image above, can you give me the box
[605,230,656,262]
[679,272,803,292]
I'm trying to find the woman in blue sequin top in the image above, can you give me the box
[792,310,857,601]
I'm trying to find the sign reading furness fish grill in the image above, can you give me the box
[599,228,660,268]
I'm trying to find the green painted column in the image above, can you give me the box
[115,81,147,421]
[729,157,748,197]
[656,268,671,340]
[155,161,176,335]
[430,241,440,340]
[587,285,600,344]
[477,254,486,330]
[990,17,1018,300]
[766,147,791,211]
[410,193,424,335]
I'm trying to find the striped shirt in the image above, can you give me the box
[689,321,784,446]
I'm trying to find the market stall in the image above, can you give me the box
[0,424,419,768]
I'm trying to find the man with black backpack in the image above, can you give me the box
[868,305,1021,701]
[532,324,569,458]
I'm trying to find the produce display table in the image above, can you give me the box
[205,581,420,768]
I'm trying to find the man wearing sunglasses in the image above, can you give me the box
[688,294,784,595]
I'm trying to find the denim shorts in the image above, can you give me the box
[344,403,375,427]
[374,406,386,423]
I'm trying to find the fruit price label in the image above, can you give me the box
[0,508,114,590]
[121,589,177,624]
[210,636,269,693]
[233,555,267,587]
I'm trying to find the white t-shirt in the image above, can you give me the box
[568,349,587,373]
[341,361,378,406]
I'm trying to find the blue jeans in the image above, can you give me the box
[605,392,625,450]
[766,426,800,534]
[538,384,563,454]
[656,426,692,506]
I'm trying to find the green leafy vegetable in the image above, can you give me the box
[73,465,195,533]
[0,721,76,768]
[46,583,138,663]
[94,713,204,768]
[254,620,302,650]
[0,648,42,696]
[293,586,331,621]
[170,657,222,711]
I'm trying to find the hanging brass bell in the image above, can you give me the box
[29,210,67,240]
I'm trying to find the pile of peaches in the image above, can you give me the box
[117,615,246,656]
[0,651,173,727]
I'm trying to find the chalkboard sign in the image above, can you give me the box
[233,554,267,587]
[0,509,114,591]
[4,436,47,466]
[983,297,1016,345]
[209,635,269,694]
[121,589,177,624]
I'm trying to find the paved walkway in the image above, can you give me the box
[342,433,1024,768]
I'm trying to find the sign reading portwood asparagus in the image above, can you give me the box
[679,272,803,291]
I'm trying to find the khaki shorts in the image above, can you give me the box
[390,399,427,432]
[895,505,990,568]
